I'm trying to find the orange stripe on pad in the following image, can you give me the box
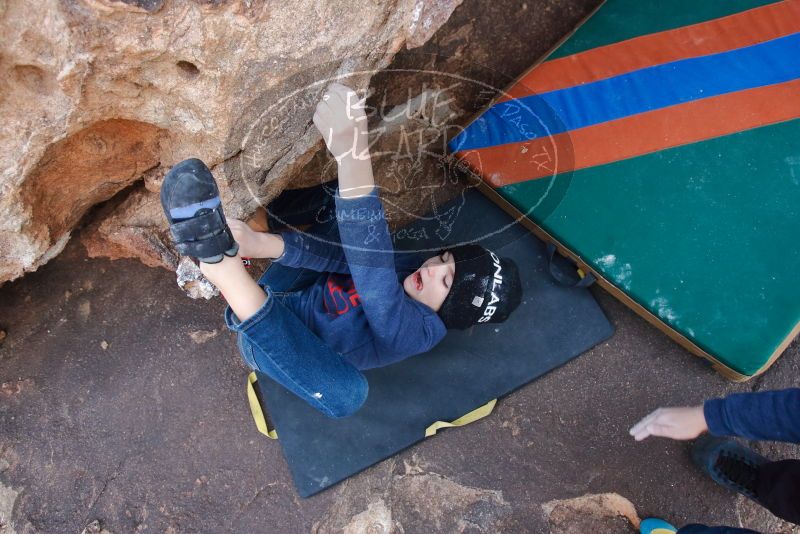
[499,0,800,100]
[457,79,800,188]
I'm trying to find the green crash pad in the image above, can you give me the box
[449,0,800,378]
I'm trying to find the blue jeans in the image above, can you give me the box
[224,189,368,418]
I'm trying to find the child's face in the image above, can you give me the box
[403,250,456,311]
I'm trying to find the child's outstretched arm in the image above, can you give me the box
[312,84,446,368]
[312,83,374,198]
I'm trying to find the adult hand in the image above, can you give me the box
[629,405,708,441]
[312,83,368,163]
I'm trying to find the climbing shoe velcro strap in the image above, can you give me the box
[169,207,228,243]
[174,227,236,259]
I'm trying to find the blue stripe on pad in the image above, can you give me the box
[449,32,800,153]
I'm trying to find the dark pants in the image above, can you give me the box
[757,460,800,525]
[678,526,759,534]
[265,180,338,232]
[678,459,800,533]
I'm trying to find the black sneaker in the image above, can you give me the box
[160,158,239,263]
[692,435,767,504]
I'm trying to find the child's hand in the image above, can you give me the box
[228,219,284,259]
[629,406,708,441]
[313,83,368,163]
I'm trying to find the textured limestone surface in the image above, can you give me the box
[312,456,512,533]
[0,0,462,285]
[542,493,640,534]
[0,461,20,534]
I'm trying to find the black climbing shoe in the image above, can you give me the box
[160,158,239,263]
[692,435,767,504]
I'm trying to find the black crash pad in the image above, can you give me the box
[253,189,614,497]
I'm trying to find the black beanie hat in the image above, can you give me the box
[437,244,523,330]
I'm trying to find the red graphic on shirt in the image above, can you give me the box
[324,274,362,316]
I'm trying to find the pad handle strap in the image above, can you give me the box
[174,230,235,258]
[425,398,497,437]
[247,372,278,440]
[170,207,228,243]
[546,243,596,288]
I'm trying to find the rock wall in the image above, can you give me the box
[0,0,462,284]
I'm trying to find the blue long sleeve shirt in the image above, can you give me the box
[704,388,800,444]
[272,188,447,370]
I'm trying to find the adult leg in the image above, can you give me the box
[641,518,759,534]
[691,437,800,525]
[756,459,800,524]
[677,526,759,534]
[203,255,367,418]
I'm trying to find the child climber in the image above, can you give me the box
[160,83,522,418]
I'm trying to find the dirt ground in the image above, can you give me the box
[2,230,798,533]
[2,0,800,532]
